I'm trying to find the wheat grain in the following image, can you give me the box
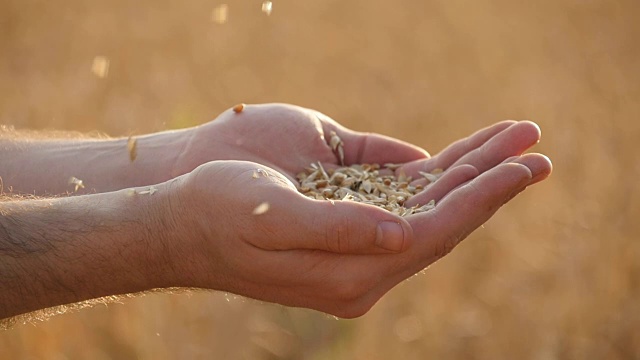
[297,132,442,216]
[232,103,245,113]
[297,162,441,217]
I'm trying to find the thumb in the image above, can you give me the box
[253,192,414,254]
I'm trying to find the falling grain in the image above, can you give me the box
[212,4,228,24]
[233,103,245,113]
[91,56,110,78]
[68,177,85,192]
[127,136,137,162]
[329,131,345,165]
[252,202,270,215]
[261,1,273,15]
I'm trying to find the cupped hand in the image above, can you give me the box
[162,159,413,296]
[173,103,430,183]
[175,103,546,209]
[159,104,553,317]
[165,154,550,318]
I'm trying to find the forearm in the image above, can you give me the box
[0,127,193,195]
[0,185,176,319]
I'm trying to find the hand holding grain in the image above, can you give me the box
[0,103,551,321]
[159,104,552,317]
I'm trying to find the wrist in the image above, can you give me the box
[170,121,229,179]
[0,127,194,195]
[152,165,229,290]
[124,127,195,187]
[136,176,198,289]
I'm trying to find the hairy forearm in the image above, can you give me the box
[0,187,175,319]
[0,127,192,195]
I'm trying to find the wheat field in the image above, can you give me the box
[1,0,639,359]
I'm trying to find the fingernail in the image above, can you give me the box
[376,221,405,252]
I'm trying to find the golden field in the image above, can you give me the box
[1,0,639,358]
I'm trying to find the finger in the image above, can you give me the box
[408,162,533,259]
[448,121,542,172]
[319,119,430,165]
[431,153,553,206]
[436,120,519,168]
[508,153,553,186]
[400,120,516,177]
[483,154,552,205]
[279,154,550,314]
[252,190,415,254]
[404,165,479,207]
[343,131,429,165]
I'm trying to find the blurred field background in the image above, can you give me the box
[1,0,639,359]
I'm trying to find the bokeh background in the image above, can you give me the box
[1,0,639,358]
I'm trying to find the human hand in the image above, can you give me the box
[0,103,550,321]
[157,108,551,317]
[174,103,545,209]
[172,103,430,183]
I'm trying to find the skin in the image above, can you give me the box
[0,103,552,320]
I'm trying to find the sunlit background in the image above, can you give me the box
[1,0,639,359]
